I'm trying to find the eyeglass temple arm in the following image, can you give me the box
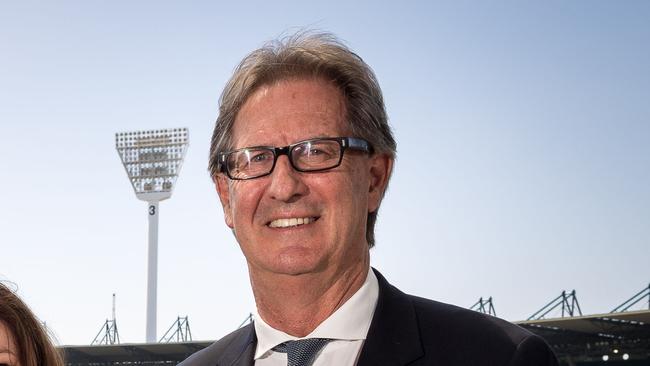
[217,154,227,172]
[345,137,373,153]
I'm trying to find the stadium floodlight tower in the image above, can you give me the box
[115,127,189,343]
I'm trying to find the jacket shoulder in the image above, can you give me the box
[364,269,558,365]
[409,295,557,365]
[411,295,532,344]
[178,325,254,366]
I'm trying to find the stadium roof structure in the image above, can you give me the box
[517,309,650,364]
[62,341,211,365]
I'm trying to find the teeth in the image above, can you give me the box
[269,217,316,228]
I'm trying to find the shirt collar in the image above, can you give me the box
[253,268,379,359]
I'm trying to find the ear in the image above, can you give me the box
[214,174,234,228]
[367,154,394,213]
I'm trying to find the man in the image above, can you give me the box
[181,32,558,366]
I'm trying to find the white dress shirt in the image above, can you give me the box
[253,268,379,366]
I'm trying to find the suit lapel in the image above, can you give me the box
[356,269,424,366]
[220,324,257,366]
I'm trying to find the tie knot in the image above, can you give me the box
[273,338,331,366]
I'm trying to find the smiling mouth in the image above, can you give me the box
[267,217,319,228]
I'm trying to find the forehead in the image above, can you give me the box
[231,78,349,148]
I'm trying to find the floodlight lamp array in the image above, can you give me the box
[116,128,189,201]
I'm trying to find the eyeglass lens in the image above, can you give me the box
[292,140,341,169]
[226,139,343,179]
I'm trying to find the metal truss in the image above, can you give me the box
[470,296,497,316]
[91,319,120,345]
[159,316,192,343]
[238,313,253,329]
[611,283,650,313]
[91,294,120,345]
[528,290,583,320]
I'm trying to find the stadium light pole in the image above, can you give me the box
[115,128,189,343]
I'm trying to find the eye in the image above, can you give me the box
[295,145,329,157]
[251,152,269,162]
[308,147,325,155]
[251,154,266,161]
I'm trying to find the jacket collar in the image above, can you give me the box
[356,268,424,366]
[220,324,256,366]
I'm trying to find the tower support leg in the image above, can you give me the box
[146,201,159,343]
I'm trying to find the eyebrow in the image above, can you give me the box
[236,134,334,149]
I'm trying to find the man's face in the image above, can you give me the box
[215,78,390,278]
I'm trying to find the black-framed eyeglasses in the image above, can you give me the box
[218,137,373,180]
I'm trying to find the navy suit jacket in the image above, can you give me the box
[179,269,558,366]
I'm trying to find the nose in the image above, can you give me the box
[267,155,308,202]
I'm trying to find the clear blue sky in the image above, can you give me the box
[1,1,648,345]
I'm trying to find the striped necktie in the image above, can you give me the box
[273,338,332,366]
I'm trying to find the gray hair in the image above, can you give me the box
[208,31,396,247]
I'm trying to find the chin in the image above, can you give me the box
[242,238,330,276]
[265,252,327,276]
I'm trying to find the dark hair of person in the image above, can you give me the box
[0,281,64,366]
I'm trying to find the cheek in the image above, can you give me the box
[322,172,369,216]
[229,182,263,225]
[347,164,371,202]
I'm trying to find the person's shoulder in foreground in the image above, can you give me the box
[356,270,558,366]
[408,298,557,366]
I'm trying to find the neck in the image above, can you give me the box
[250,255,370,337]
